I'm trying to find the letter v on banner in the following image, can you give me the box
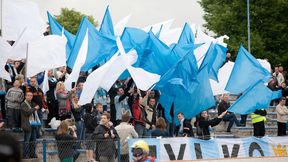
[164,143,186,160]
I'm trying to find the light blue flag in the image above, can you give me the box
[177,23,194,45]
[155,43,198,93]
[47,11,75,59]
[173,65,215,120]
[199,43,227,82]
[67,17,117,71]
[159,65,215,122]
[120,27,149,53]
[99,6,115,36]
[210,44,228,82]
[140,31,178,75]
[228,80,282,115]
[225,44,271,94]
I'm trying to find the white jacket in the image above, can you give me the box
[115,122,138,155]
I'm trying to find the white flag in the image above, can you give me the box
[9,27,44,60]
[114,14,131,36]
[26,35,67,78]
[77,53,130,105]
[2,0,46,41]
[64,29,89,91]
[0,38,12,81]
[42,70,49,94]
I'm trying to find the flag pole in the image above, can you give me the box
[247,0,251,53]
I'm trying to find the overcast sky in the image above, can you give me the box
[25,0,205,28]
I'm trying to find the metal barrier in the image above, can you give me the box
[19,139,122,162]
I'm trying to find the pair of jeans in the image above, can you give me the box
[75,120,85,149]
[23,127,37,158]
[134,123,147,137]
[223,113,240,131]
[6,108,20,128]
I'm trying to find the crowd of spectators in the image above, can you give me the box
[0,56,288,161]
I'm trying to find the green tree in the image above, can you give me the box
[55,8,98,35]
[199,0,288,69]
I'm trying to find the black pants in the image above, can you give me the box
[120,154,129,162]
[277,122,287,136]
[0,94,6,119]
[253,121,265,137]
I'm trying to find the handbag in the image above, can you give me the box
[25,100,42,126]
[29,112,41,126]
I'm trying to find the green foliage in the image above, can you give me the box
[199,0,288,69]
[55,8,99,35]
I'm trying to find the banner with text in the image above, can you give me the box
[128,136,288,161]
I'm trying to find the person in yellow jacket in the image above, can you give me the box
[251,109,267,137]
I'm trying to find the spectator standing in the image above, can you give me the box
[55,120,79,162]
[251,109,267,137]
[28,77,47,138]
[92,112,119,162]
[114,87,130,126]
[5,80,24,130]
[46,70,59,124]
[21,91,39,159]
[83,103,98,162]
[276,97,288,136]
[115,112,138,162]
[56,82,73,121]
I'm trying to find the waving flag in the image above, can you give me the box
[9,27,43,60]
[78,49,138,105]
[2,0,46,40]
[114,14,131,36]
[99,6,115,36]
[47,11,75,58]
[177,23,195,45]
[225,45,271,94]
[26,35,67,78]
[65,29,89,90]
[228,81,282,115]
[116,37,160,90]
[67,17,117,71]
[0,38,12,81]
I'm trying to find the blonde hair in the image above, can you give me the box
[56,81,65,92]
[57,120,69,135]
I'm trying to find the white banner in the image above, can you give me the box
[128,136,288,161]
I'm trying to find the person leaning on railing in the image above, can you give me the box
[55,120,79,162]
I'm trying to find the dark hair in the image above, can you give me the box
[280,97,286,101]
[102,112,111,120]
[177,112,184,116]
[121,111,130,122]
[83,103,93,113]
